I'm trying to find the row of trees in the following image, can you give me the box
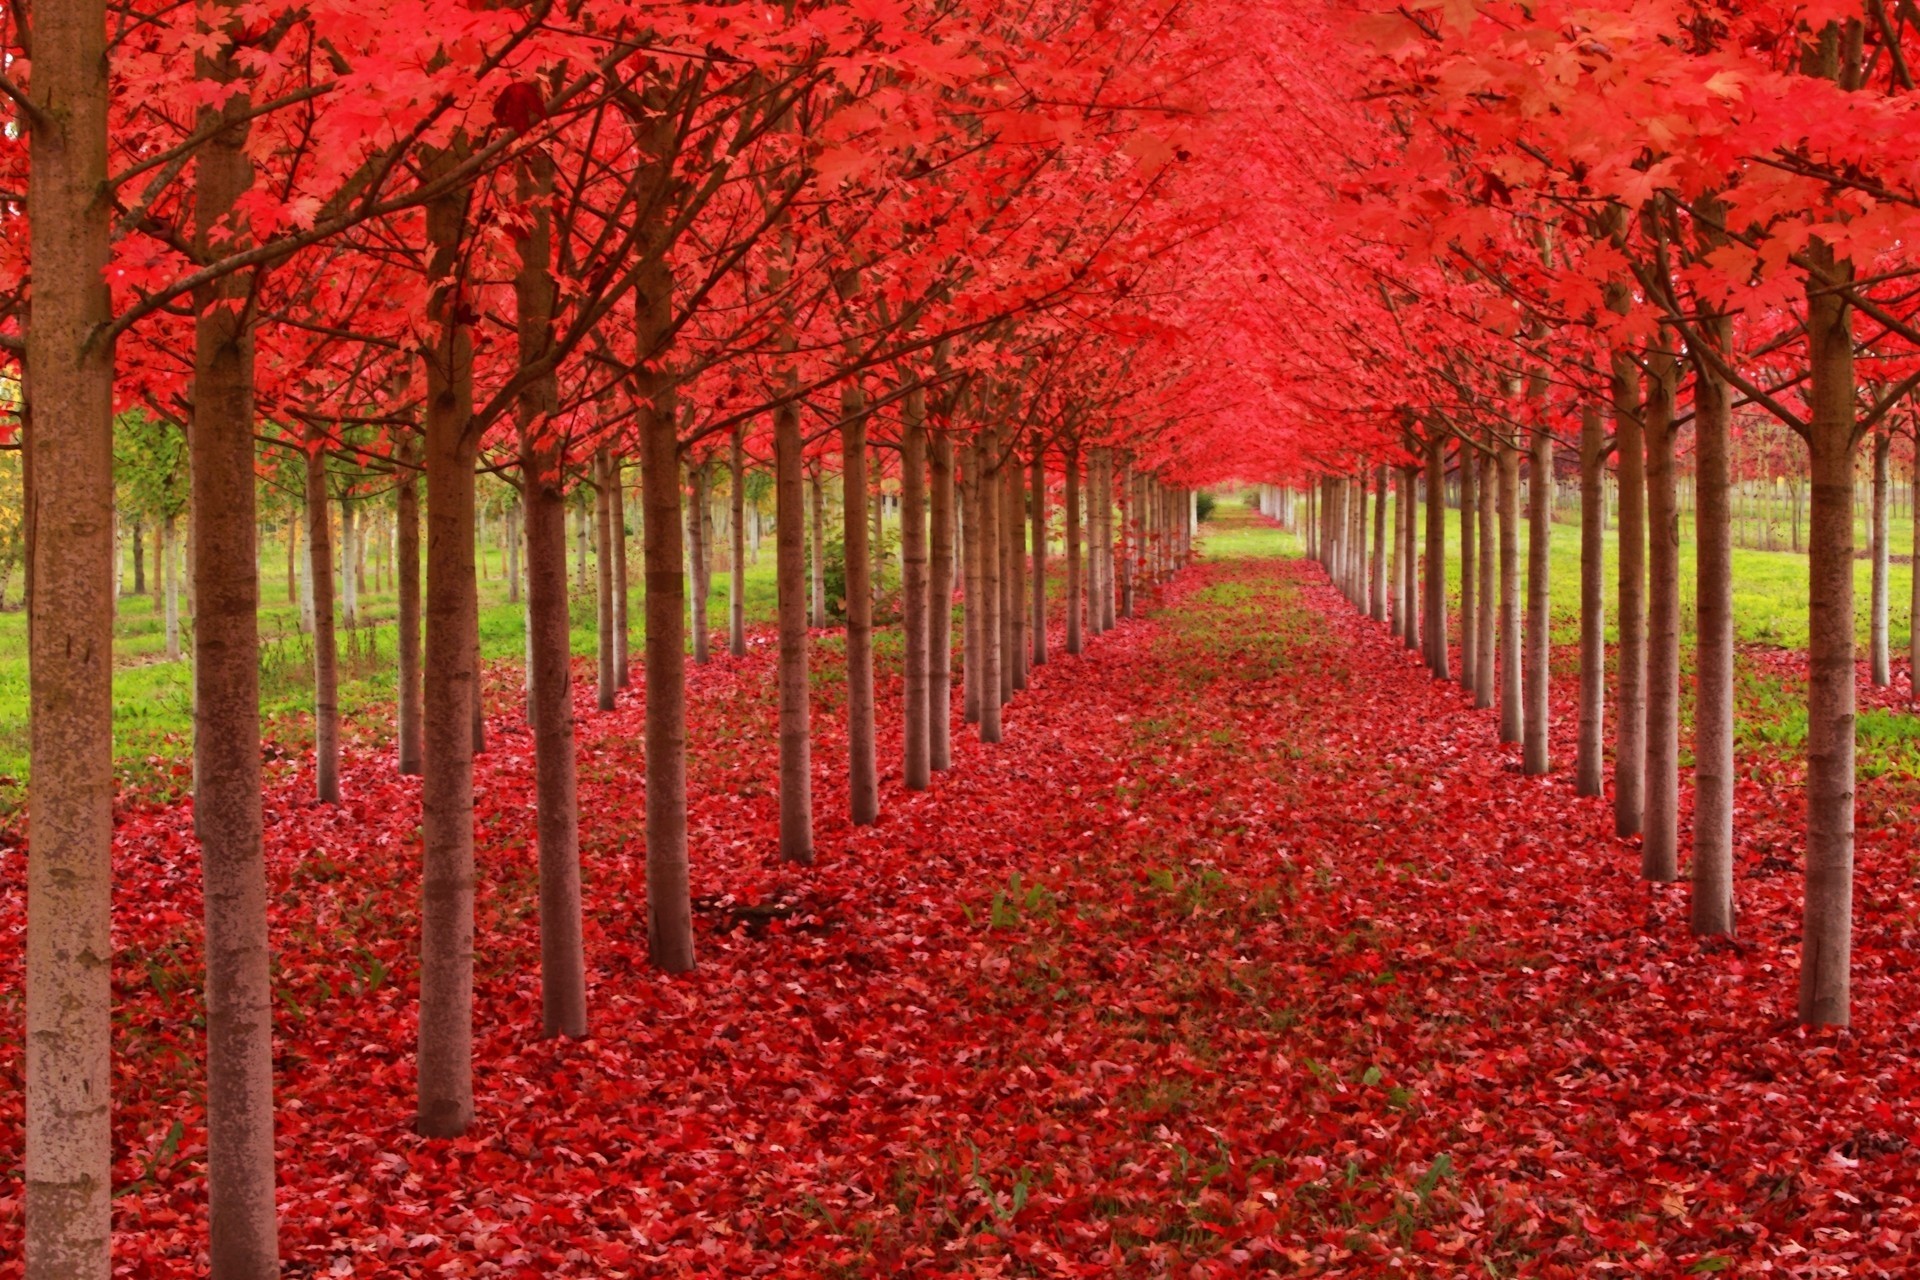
[7,0,1251,1273]
[23,0,1920,1271]
[1242,2,1920,1040]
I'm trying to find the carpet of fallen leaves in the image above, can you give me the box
[5,538,1920,1278]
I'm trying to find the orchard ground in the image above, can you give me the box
[3,501,1918,1275]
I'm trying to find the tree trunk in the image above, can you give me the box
[416,157,480,1138]
[1173,483,1182,570]
[1333,477,1344,583]
[574,500,589,592]
[1397,470,1413,640]
[1525,427,1554,777]
[1065,445,1084,653]
[730,426,747,657]
[188,67,279,1275]
[612,462,631,687]
[1082,452,1099,636]
[777,403,814,864]
[1401,466,1420,654]
[132,519,147,596]
[1153,480,1165,583]
[1351,477,1366,608]
[184,511,197,624]
[1030,437,1047,668]
[1350,478,1361,598]
[1319,478,1330,565]
[1344,477,1359,610]
[999,450,1018,702]
[1871,429,1891,686]
[961,441,982,727]
[1793,476,1803,553]
[1144,473,1158,591]
[901,390,930,790]
[162,515,182,662]
[1371,465,1388,623]
[1498,441,1521,742]
[1318,477,1331,573]
[1643,344,1680,877]
[1330,479,1343,595]
[808,464,826,629]
[1346,479,1359,601]
[1161,483,1173,581]
[469,575,485,758]
[522,456,586,1031]
[297,504,314,634]
[1100,451,1117,632]
[304,436,340,803]
[1424,435,1450,680]
[1613,349,1648,838]
[1475,442,1496,711]
[979,432,1004,741]
[842,391,879,824]
[1305,481,1316,562]
[1911,443,1920,699]
[929,430,956,771]
[1336,478,1352,603]
[1459,448,1478,692]
[704,473,719,623]
[1692,321,1736,935]
[23,2,117,1260]
[1006,457,1027,693]
[340,496,358,628]
[1098,450,1113,637]
[505,497,520,606]
[1165,483,1175,580]
[1089,450,1107,634]
[1576,406,1606,798]
[1145,472,1157,583]
[640,372,696,968]
[871,442,885,611]
[1321,479,1331,567]
[1800,234,1858,1028]
[594,449,617,711]
[1119,461,1135,620]
[398,459,423,776]
[687,462,711,666]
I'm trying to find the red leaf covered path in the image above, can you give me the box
[6,553,1920,1277]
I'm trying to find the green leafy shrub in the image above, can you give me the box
[822,526,901,622]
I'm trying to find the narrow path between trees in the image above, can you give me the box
[5,541,1915,1277]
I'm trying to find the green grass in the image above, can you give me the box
[1367,496,1914,655]
[1196,518,1304,562]
[0,528,800,810]
[1238,486,1916,653]
[1206,487,1920,777]
[1,485,1907,810]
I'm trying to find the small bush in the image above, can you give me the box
[1196,491,1217,523]
[822,527,901,622]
